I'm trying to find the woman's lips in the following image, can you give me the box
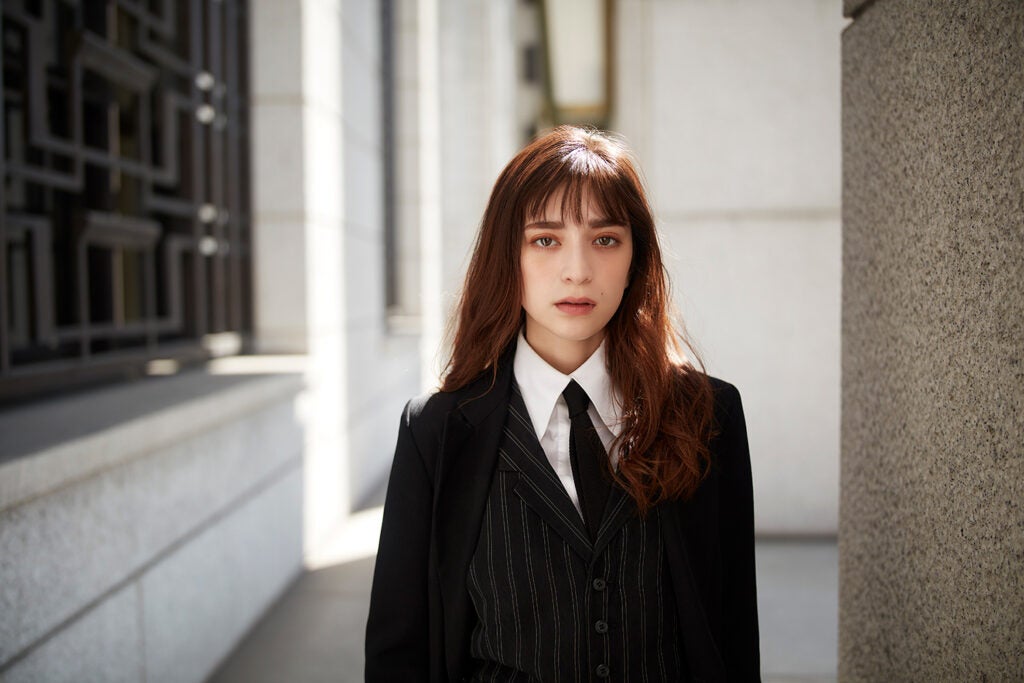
[555,299,596,315]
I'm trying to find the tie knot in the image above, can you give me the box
[562,380,591,418]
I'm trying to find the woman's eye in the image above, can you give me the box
[595,236,619,247]
[533,236,556,247]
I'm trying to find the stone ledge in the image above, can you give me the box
[0,356,306,513]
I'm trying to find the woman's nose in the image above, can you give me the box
[561,240,593,284]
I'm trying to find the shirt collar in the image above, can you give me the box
[513,330,623,439]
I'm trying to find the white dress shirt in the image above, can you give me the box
[513,331,623,514]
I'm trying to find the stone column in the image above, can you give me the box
[840,1,1024,679]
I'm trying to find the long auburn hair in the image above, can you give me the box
[441,125,715,514]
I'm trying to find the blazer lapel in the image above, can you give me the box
[433,359,513,681]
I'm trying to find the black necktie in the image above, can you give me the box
[563,380,610,540]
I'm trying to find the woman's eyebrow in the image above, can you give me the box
[588,218,626,228]
[524,220,563,230]
[524,218,625,230]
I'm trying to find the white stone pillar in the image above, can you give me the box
[614,0,847,535]
[251,0,349,550]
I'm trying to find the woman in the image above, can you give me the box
[366,126,759,681]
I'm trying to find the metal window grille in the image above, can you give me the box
[1,0,252,403]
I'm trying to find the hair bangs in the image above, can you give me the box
[522,149,634,228]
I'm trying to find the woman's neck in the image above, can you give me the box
[522,325,604,375]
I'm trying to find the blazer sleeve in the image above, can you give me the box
[715,382,761,680]
[365,400,434,681]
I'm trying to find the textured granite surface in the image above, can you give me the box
[840,1,1024,680]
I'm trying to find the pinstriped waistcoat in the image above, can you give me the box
[466,382,685,682]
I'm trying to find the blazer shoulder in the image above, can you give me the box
[706,373,739,398]
[406,360,513,431]
[403,389,458,442]
[706,374,743,423]
[402,371,496,440]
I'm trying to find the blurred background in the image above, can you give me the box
[2,0,1020,682]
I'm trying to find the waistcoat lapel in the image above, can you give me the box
[590,484,633,557]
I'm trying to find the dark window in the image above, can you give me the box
[524,43,541,84]
[380,0,397,311]
[1,0,252,403]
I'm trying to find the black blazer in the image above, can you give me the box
[365,355,760,682]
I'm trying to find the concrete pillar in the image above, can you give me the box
[840,1,1024,678]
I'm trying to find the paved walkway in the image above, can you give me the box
[209,507,838,683]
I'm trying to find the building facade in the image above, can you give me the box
[1,0,848,679]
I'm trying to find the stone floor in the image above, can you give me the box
[209,507,838,683]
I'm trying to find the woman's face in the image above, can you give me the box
[520,188,633,372]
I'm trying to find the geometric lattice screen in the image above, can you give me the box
[1,0,251,402]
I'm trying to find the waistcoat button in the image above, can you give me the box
[596,664,610,677]
[592,578,607,591]
[595,619,609,634]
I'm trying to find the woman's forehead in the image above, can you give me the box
[525,182,624,223]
